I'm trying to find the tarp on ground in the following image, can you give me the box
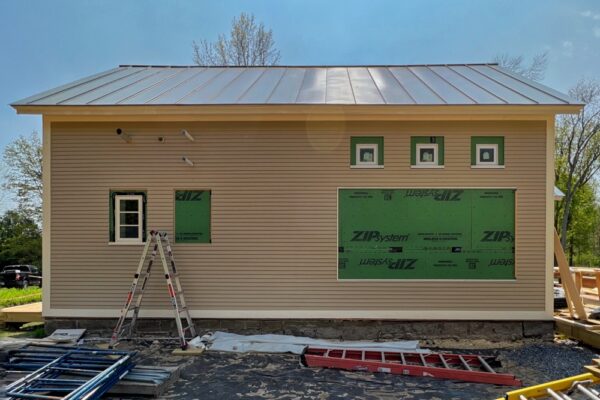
[195,331,426,355]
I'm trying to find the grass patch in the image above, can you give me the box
[0,287,42,308]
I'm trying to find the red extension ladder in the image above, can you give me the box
[303,347,522,386]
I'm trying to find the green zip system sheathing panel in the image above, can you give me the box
[174,190,211,243]
[338,189,515,280]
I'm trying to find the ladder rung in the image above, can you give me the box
[477,356,495,373]
[458,355,472,371]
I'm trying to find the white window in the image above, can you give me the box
[416,143,438,166]
[115,195,144,243]
[356,143,378,167]
[476,144,499,166]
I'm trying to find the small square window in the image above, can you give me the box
[476,144,498,166]
[357,144,378,166]
[350,137,384,168]
[416,143,438,166]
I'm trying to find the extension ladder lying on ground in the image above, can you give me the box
[500,359,600,400]
[5,348,135,400]
[110,230,196,350]
[303,347,522,386]
[500,372,600,399]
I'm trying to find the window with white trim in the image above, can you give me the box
[356,143,378,167]
[416,143,438,166]
[476,143,498,166]
[115,195,144,243]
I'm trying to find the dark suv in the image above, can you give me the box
[0,265,42,288]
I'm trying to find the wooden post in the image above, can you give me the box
[555,229,587,321]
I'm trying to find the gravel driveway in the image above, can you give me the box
[135,340,598,400]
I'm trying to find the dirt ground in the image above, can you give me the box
[1,337,598,400]
[122,338,598,400]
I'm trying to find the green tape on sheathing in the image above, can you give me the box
[175,190,211,243]
[338,188,515,280]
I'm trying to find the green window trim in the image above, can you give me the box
[109,191,147,242]
[350,136,384,166]
[410,136,445,166]
[471,136,504,166]
[174,190,211,243]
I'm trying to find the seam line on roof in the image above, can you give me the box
[234,68,268,103]
[115,68,185,104]
[19,68,123,105]
[286,69,308,104]
[143,68,206,104]
[466,65,538,104]
[86,68,164,104]
[386,68,417,104]
[407,67,447,104]
[447,66,508,104]
[324,69,329,103]
[489,65,570,104]
[365,67,387,104]
[265,68,288,103]
[205,68,249,103]
[346,68,357,104]
[425,66,477,104]
[56,68,146,105]
[174,68,228,104]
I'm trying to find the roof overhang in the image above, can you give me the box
[12,104,583,122]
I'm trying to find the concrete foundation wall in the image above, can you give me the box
[45,318,553,342]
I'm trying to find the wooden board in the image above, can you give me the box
[0,302,43,323]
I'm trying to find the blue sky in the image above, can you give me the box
[0,0,599,210]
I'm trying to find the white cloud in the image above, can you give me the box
[594,27,600,38]
[561,40,574,57]
[581,10,600,19]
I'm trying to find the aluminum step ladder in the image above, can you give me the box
[109,230,197,350]
[303,347,522,386]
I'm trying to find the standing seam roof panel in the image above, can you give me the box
[471,65,568,105]
[90,68,183,105]
[210,68,266,104]
[428,66,506,104]
[267,68,306,103]
[326,68,355,104]
[238,68,287,103]
[389,67,445,104]
[144,68,220,104]
[177,68,245,104]
[409,67,475,104]
[116,68,197,104]
[138,68,211,104]
[368,68,415,104]
[61,68,160,105]
[296,68,327,104]
[449,66,535,104]
[348,67,385,104]
[33,68,144,105]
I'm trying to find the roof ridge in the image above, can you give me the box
[118,63,501,68]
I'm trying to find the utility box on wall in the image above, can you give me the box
[338,188,516,280]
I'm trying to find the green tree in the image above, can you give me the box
[555,79,600,249]
[555,164,600,266]
[193,12,280,66]
[0,210,42,268]
[2,132,43,222]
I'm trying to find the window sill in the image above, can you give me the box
[108,241,146,246]
[350,165,384,169]
[471,165,505,169]
[411,165,445,169]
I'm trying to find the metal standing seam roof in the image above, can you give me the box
[12,64,581,107]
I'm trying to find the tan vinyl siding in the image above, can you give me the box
[50,120,546,312]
